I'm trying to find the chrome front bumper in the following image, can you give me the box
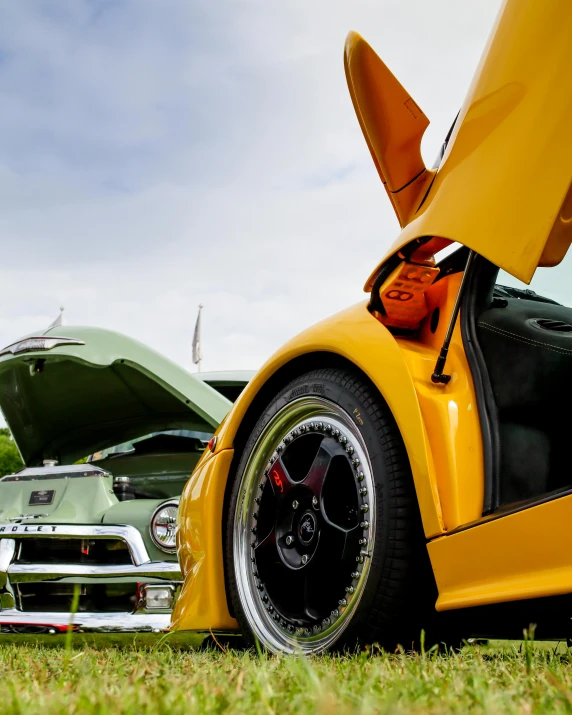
[0,524,181,633]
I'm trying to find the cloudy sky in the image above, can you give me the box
[0,0,503,396]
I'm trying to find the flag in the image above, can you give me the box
[47,306,64,330]
[192,304,203,369]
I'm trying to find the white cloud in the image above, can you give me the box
[0,0,502,428]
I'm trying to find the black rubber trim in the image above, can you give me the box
[390,168,426,194]
[367,252,403,315]
[460,255,501,514]
[446,485,572,536]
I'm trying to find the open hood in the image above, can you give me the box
[0,326,233,466]
[347,0,572,284]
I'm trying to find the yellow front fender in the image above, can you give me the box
[218,301,443,535]
[171,301,443,632]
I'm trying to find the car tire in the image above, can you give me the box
[225,367,435,654]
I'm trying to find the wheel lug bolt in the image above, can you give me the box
[286,535,294,546]
[359,488,367,496]
[253,512,258,520]
[292,500,299,510]
[345,586,355,594]
[262,595,268,603]
[360,521,369,529]
[346,445,354,455]
[357,556,364,563]
[259,483,264,490]
[357,472,364,481]
[352,459,360,467]
[351,571,359,578]
[322,618,330,626]
[358,538,367,545]
[360,504,369,512]
[255,497,261,504]
[276,445,283,453]
[284,436,291,444]
[301,554,309,565]
[331,609,339,618]
[251,526,257,534]
[338,599,347,606]
[251,541,256,548]
[339,435,347,444]
[312,496,318,508]
[257,583,264,591]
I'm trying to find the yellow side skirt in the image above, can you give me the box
[429,494,572,611]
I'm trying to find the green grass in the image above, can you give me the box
[2,634,572,713]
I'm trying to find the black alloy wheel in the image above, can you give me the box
[226,367,431,654]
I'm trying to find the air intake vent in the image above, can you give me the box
[531,318,572,333]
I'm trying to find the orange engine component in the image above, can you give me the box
[379,261,440,329]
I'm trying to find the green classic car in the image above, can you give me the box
[0,325,251,633]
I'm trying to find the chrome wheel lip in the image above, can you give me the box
[233,396,376,654]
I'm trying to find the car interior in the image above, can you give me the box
[369,238,572,516]
[470,255,572,509]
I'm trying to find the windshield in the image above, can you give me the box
[88,429,211,462]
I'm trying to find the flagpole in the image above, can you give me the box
[193,304,203,373]
[199,304,203,372]
[198,304,202,373]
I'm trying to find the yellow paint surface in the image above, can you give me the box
[429,495,572,610]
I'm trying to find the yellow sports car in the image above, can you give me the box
[172,0,572,653]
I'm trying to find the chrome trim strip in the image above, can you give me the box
[0,336,85,358]
[0,524,149,566]
[0,610,170,633]
[0,540,16,592]
[7,561,182,583]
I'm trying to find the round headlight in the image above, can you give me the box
[150,501,178,551]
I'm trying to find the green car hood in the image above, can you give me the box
[0,326,233,467]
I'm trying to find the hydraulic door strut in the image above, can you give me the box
[431,250,476,384]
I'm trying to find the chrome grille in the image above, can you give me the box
[16,537,132,566]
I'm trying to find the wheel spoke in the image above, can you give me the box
[254,526,278,567]
[313,520,362,568]
[318,518,348,560]
[339,524,361,562]
[301,440,343,493]
[267,458,295,499]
